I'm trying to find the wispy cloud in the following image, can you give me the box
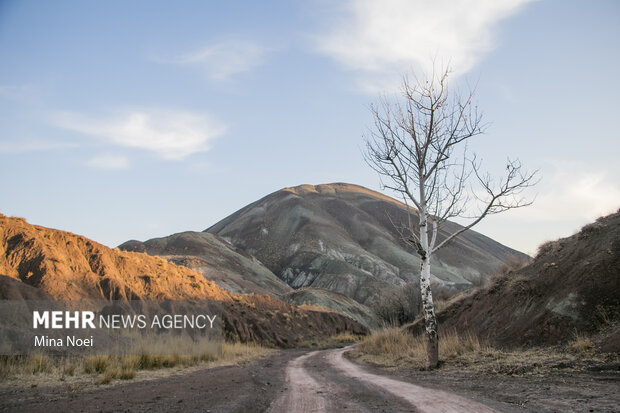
[87,154,130,170]
[52,109,226,160]
[314,0,536,92]
[155,39,268,81]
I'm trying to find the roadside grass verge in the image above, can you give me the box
[352,327,494,368]
[297,332,365,348]
[0,341,274,387]
[350,328,619,375]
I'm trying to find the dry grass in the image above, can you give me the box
[352,327,494,369]
[432,299,449,313]
[62,362,76,377]
[351,328,618,375]
[566,333,594,354]
[28,354,54,374]
[83,355,109,374]
[298,332,364,348]
[330,332,364,344]
[0,341,273,387]
[219,341,274,365]
[594,304,615,328]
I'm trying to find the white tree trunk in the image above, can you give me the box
[420,254,438,369]
[418,211,439,369]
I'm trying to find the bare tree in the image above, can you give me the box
[364,67,538,369]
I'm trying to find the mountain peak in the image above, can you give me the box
[281,182,409,208]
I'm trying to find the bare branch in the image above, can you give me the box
[363,64,539,259]
[432,158,539,253]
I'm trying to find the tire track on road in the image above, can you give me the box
[268,351,327,413]
[327,346,498,413]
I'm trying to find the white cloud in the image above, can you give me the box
[52,109,226,160]
[156,40,268,81]
[467,161,620,255]
[314,0,536,92]
[512,161,620,222]
[87,155,130,170]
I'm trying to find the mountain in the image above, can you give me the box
[409,210,620,350]
[205,183,528,305]
[0,214,367,346]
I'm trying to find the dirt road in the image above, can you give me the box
[269,346,497,413]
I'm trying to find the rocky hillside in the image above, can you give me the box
[409,210,620,350]
[0,214,367,346]
[282,287,382,329]
[206,183,528,305]
[120,231,291,297]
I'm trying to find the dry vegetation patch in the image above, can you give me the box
[351,328,619,375]
[0,341,274,388]
[298,332,365,348]
[352,328,493,369]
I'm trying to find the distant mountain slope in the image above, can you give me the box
[0,214,367,346]
[410,210,620,349]
[206,183,528,305]
[120,231,291,297]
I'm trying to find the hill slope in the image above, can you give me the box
[206,183,528,305]
[409,210,620,349]
[0,214,367,346]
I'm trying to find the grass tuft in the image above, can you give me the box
[28,355,54,374]
[566,333,594,354]
[83,355,109,374]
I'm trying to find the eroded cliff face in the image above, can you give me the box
[0,214,230,301]
[0,214,368,347]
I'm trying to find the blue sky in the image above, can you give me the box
[1,0,618,255]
